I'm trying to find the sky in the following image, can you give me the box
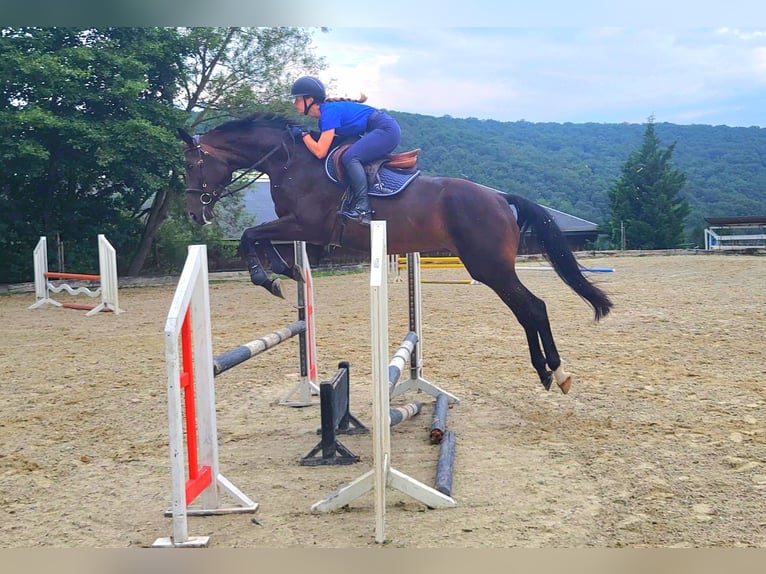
[308,27,766,128]
[4,1,763,127]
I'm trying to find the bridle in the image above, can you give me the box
[185,132,291,207]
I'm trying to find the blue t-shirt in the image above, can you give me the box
[318,101,376,138]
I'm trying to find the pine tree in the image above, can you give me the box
[606,117,690,249]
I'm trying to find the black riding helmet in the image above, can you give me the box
[290,76,326,115]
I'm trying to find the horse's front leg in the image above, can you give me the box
[239,216,320,299]
[261,240,296,279]
[245,252,285,299]
[240,240,284,299]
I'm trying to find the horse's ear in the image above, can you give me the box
[177,128,196,147]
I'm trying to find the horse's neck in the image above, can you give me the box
[266,143,317,183]
[211,133,321,187]
[273,150,333,198]
[202,142,252,171]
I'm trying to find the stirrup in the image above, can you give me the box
[341,208,372,225]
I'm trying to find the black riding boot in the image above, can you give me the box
[342,159,372,225]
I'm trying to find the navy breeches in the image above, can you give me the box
[341,111,401,167]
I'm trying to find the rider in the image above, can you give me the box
[289,76,401,225]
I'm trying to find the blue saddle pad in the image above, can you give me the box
[324,147,420,197]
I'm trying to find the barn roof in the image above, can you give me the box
[543,206,599,233]
[705,216,766,226]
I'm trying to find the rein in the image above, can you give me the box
[187,132,290,205]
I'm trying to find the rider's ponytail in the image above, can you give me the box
[325,93,368,104]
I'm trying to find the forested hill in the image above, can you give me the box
[387,111,766,234]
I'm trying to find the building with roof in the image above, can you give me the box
[704,216,766,251]
[526,205,600,252]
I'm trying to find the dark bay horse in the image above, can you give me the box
[178,113,613,393]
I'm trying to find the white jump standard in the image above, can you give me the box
[153,244,256,548]
[28,234,123,316]
[311,221,459,544]
[153,241,319,547]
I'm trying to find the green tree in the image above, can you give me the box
[606,117,690,249]
[131,26,326,276]
[0,27,191,283]
[0,27,325,282]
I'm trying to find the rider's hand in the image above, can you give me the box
[289,125,308,139]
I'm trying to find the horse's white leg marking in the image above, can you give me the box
[554,366,572,394]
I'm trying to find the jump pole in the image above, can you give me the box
[434,430,456,496]
[311,221,456,545]
[430,393,457,496]
[28,234,124,315]
[396,255,613,285]
[515,266,614,273]
[153,244,257,548]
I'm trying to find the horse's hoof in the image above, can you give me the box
[541,372,553,391]
[557,375,572,394]
[270,278,285,299]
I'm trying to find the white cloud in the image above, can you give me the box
[310,28,766,127]
[716,28,766,41]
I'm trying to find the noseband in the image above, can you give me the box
[185,133,289,205]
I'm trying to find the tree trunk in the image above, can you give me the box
[127,187,173,276]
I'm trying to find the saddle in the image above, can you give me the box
[331,144,420,185]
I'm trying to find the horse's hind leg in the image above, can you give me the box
[442,190,571,392]
[482,275,571,394]
[487,285,552,389]
[529,295,573,394]
[459,251,569,390]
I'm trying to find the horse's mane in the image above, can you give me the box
[209,113,292,135]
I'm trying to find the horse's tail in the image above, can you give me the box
[504,194,613,321]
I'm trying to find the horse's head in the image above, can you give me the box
[177,115,297,225]
[177,128,234,225]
